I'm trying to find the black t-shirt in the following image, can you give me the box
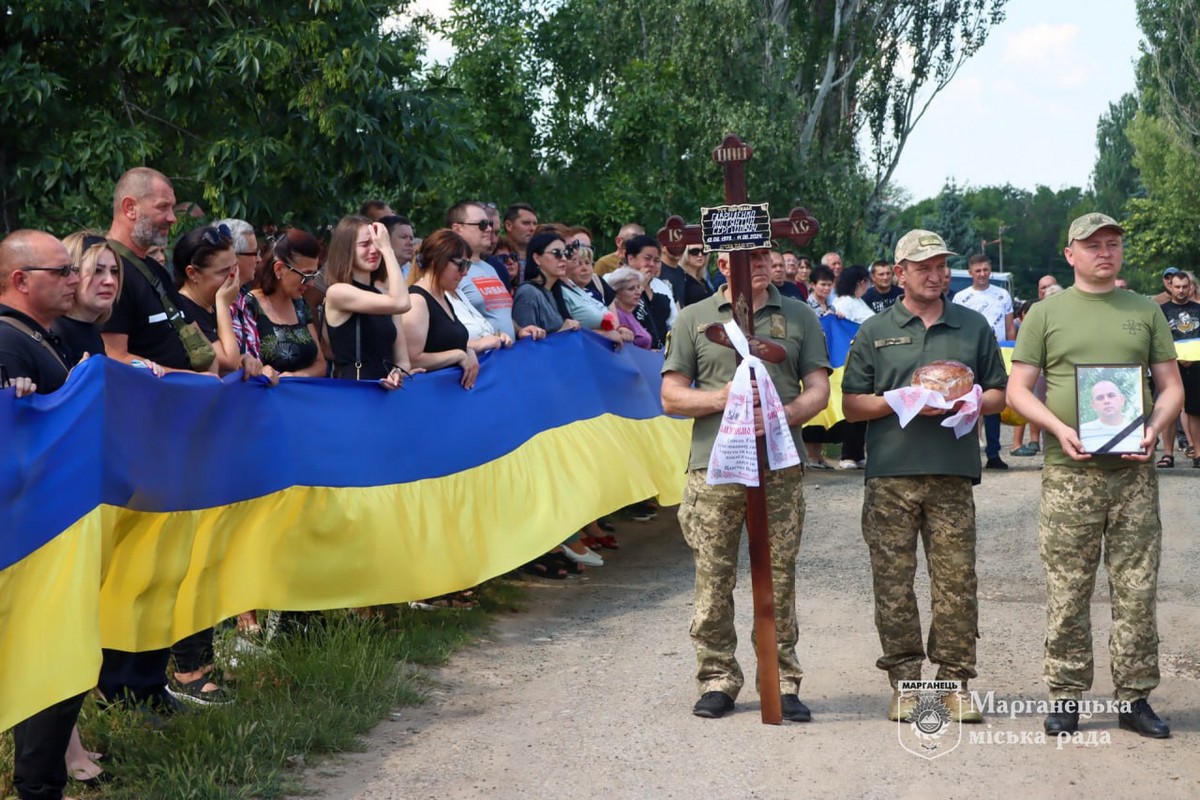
[0,305,71,393]
[177,295,219,343]
[51,316,106,365]
[1160,299,1200,341]
[102,251,193,369]
[680,272,714,308]
[633,293,667,350]
[659,263,686,307]
[863,285,904,314]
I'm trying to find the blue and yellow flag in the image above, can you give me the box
[0,332,691,731]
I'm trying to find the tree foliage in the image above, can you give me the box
[1136,0,1200,153]
[1090,93,1143,216]
[435,0,1006,257]
[1,0,466,234]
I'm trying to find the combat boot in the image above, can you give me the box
[889,689,917,722]
[941,689,983,723]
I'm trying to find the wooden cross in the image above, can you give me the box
[658,134,819,726]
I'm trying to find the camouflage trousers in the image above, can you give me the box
[862,476,978,686]
[1039,464,1161,702]
[677,466,805,699]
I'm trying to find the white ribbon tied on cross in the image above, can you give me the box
[882,383,984,438]
[706,320,801,486]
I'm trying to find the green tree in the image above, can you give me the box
[1,0,466,234]
[437,0,1007,260]
[1124,112,1200,279]
[1090,93,1143,215]
[1136,0,1200,152]
[927,180,976,268]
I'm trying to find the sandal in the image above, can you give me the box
[1186,445,1196,458]
[1156,454,1174,468]
[521,555,568,580]
[592,534,619,550]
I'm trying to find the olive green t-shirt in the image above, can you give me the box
[1011,286,1176,469]
[661,286,831,471]
[841,300,1009,481]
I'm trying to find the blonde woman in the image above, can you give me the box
[55,232,123,364]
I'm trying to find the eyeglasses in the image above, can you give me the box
[686,247,704,257]
[18,264,80,278]
[282,261,320,285]
[450,257,471,272]
[201,223,233,247]
[461,219,493,231]
[236,250,258,258]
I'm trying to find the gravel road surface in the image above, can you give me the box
[304,458,1200,800]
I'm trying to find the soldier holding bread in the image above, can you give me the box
[842,229,1008,723]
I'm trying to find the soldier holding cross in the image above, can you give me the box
[661,248,830,721]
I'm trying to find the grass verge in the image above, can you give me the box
[2,580,524,800]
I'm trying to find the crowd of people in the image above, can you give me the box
[2,165,1194,797]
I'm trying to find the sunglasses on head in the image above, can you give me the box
[201,223,233,247]
[19,263,80,278]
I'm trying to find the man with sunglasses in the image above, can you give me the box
[1,229,85,800]
[451,202,545,341]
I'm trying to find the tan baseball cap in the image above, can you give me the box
[895,229,956,264]
[1067,213,1125,244]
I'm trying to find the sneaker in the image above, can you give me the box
[692,691,735,719]
[627,502,657,522]
[167,677,233,707]
[837,459,857,470]
[889,689,917,722]
[941,690,983,723]
[781,694,812,722]
[1011,444,1039,456]
[985,456,1009,470]
[1118,698,1171,738]
[854,459,867,469]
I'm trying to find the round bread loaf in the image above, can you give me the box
[911,360,974,400]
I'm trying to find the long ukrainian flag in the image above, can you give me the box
[0,332,690,731]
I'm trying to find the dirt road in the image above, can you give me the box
[304,460,1200,799]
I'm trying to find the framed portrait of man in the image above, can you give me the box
[1074,364,1146,455]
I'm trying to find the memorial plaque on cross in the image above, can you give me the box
[658,134,820,726]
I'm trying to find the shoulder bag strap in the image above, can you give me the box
[0,316,70,373]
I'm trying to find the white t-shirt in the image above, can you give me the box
[952,285,1013,341]
[1079,417,1143,454]
[448,289,497,340]
[832,294,875,324]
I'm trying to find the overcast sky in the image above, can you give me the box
[414,0,1143,206]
